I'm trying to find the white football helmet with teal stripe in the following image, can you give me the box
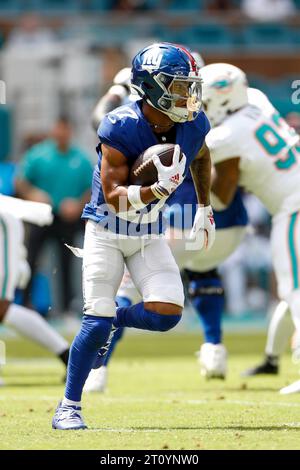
[200,63,248,127]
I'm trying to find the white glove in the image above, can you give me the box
[17,246,31,289]
[189,205,216,251]
[151,144,186,199]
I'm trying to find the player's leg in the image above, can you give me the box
[242,301,293,376]
[2,304,69,361]
[184,268,227,379]
[0,213,70,367]
[53,225,183,430]
[83,269,141,393]
[83,297,127,393]
[271,211,300,393]
[279,289,300,394]
[114,237,184,331]
[53,221,125,429]
[171,226,246,379]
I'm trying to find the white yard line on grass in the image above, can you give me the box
[0,395,300,409]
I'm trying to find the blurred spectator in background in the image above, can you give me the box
[286,112,300,135]
[100,47,128,92]
[242,0,296,22]
[5,13,57,51]
[2,13,62,155]
[207,0,236,12]
[15,116,93,313]
[111,0,149,11]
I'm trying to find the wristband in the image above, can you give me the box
[150,183,169,200]
[127,185,147,210]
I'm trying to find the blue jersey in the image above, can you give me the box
[166,170,248,230]
[82,100,210,236]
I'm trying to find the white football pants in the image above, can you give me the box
[83,220,184,317]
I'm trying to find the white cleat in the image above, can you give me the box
[279,379,300,395]
[52,401,87,430]
[83,366,108,393]
[197,343,227,379]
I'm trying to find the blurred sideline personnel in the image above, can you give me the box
[0,196,70,385]
[200,63,300,395]
[84,56,248,393]
[52,43,215,430]
[15,117,93,313]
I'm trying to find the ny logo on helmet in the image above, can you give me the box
[142,48,163,69]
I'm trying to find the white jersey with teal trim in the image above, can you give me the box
[206,88,300,216]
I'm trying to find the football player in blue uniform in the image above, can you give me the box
[83,55,248,394]
[52,43,215,430]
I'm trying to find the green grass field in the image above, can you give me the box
[1,332,300,450]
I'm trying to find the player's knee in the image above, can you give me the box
[150,282,185,314]
[85,297,116,317]
[0,300,10,322]
[144,309,181,332]
[78,314,113,350]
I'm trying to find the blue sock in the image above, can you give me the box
[103,327,125,366]
[102,295,130,367]
[188,274,224,344]
[65,314,113,402]
[113,301,181,332]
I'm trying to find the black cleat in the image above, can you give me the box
[241,357,279,376]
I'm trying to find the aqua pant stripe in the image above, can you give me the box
[288,212,299,289]
[0,216,9,298]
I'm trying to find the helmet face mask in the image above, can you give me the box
[131,43,203,123]
[155,73,202,122]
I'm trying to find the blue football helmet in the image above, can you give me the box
[131,43,202,123]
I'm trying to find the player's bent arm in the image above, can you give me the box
[100,144,158,213]
[211,157,240,207]
[190,142,211,206]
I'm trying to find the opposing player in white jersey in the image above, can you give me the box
[0,195,70,385]
[200,62,300,394]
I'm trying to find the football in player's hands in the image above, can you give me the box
[129,143,185,186]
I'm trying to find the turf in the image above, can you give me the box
[1,332,300,450]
